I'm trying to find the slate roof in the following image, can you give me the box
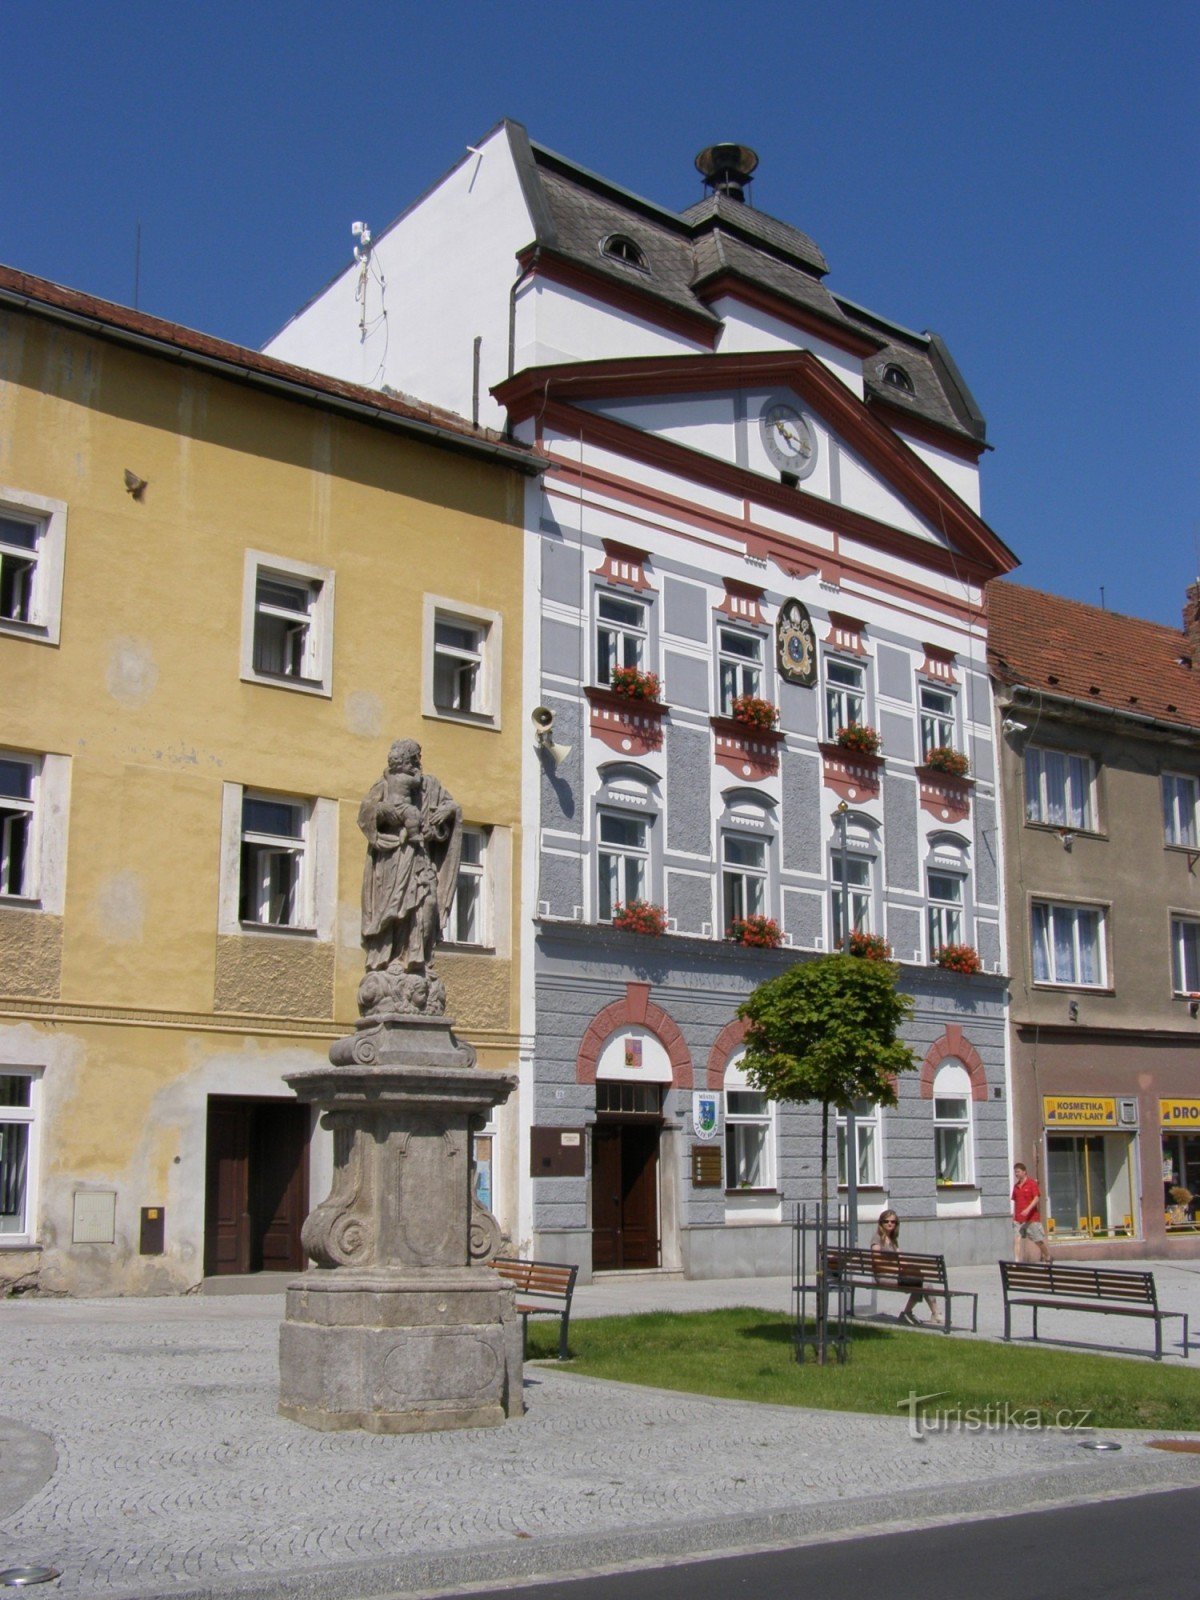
[511,124,987,448]
[987,580,1200,733]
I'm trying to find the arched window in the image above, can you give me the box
[601,234,649,271]
[933,1060,974,1185]
[724,1053,775,1190]
[882,363,914,394]
[720,791,775,933]
[926,833,971,958]
[595,765,660,922]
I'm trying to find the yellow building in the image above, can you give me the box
[0,265,539,1294]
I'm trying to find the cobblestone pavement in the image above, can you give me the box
[0,1276,1198,1600]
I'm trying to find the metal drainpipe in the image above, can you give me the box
[838,801,859,1246]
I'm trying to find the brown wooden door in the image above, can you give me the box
[205,1102,251,1276]
[591,1122,660,1271]
[204,1098,309,1275]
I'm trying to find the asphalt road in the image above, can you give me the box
[439,1485,1200,1600]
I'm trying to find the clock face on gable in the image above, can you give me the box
[760,400,818,479]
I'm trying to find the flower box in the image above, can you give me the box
[612,900,668,937]
[711,716,782,780]
[608,666,662,701]
[923,746,970,778]
[730,694,779,732]
[840,930,892,961]
[728,915,782,949]
[819,741,882,802]
[835,723,881,756]
[586,685,666,756]
[915,762,973,823]
[933,943,982,975]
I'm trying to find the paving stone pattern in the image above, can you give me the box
[0,1285,1198,1600]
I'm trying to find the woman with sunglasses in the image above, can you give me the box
[870,1209,939,1326]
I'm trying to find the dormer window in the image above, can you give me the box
[601,234,648,272]
[882,364,914,394]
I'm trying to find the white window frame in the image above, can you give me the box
[918,682,956,759]
[927,869,965,953]
[723,1057,776,1192]
[1163,773,1199,850]
[596,808,649,922]
[1024,746,1096,831]
[0,1067,41,1247]
[722,830,768,928]
[717,625,764,716]
[0,751,69,912]
[422,594,502,729]
[831,850,874,946]
[933,1061,974,1185]
[218,783,336,938]
[0,488,67,647]
[0,753,37,901]
[1171,916,1200,996]
[595,591,648,686]
[837,1099,881,1187]
[824,655,866,739]
[1031,898,1107,988]
[448,825,491,948]
[241,551,334,698]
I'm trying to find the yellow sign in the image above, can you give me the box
[1161,1099,1200,1128]
[1043,1096,1116,1128]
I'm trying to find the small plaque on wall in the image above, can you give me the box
[530,1126,587,1178]
[690,1144,724,1188]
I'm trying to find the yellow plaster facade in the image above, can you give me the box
[0,284,534,1293]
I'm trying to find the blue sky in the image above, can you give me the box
[3,0,1196,626]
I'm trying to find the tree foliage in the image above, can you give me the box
[736,954,915,1112]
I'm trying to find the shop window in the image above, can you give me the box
[1163,773,1199,849]
[1031,899,1106,987]
[1171,916,1200,996]
[241,551,334,697]
[918,683,956,758]
[596,592,648,685]
[724,1057,775,1190]
[933,1062,973,1184]
[597,810,649,921]
[837,1099,881,1187]
[0,488,67,646]
[1024,746,1096,830]
[0,1071,39,1242]
[449,827,490,947]
[1046,1133,1137,1239]
[824,656,866,738]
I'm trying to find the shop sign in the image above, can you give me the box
[1160,1099,1200,1128]
[692,1092,720,1140]
[1043,1096,1116,1128]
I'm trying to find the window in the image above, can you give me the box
[597,811,648,920]
[724,1058,775,1190]
[422,595,501,727]
[1024,746,1095,830]
[601,234,648,271]
[596,592,647,685]
[718,626,763,714]
[825,657,865,737]
[1163,774,1199,849]
[832,853,872,946]
[239,795,309,929]
[837,1100,880,1186]
[927,870,964,951]
[1032,900,1106,987]
[882,364,914,394]
[1171,917,1200,995]
[0,1072,38,1241]
[919,683,956,758]
[0,489,67,645]
[449,827,489,946]
[0,755,35,899]
[722,832,767,927]
[933,1062,973,1185]
[241,551,333,697]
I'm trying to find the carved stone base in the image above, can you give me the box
[279,1269,523,1433]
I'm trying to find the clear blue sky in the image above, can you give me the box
[3,1,1196,626]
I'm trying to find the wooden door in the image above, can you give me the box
[619,1124,660,1269]
[205,1102,251,1276]
[252,1102,309,1272]
[591,1126,622,1271]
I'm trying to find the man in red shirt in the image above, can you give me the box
[1012,1162,1051,1262]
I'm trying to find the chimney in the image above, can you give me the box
[1185,581,1200,652]
[695,143,759,204]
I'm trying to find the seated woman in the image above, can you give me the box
[870,1209,939,1326]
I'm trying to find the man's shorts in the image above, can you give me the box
[1018,1221,1046,1243]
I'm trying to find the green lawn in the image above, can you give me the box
[526,1308,1200,1432]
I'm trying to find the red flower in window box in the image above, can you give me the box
[923,746,970,778]
[933,943,982,974]
[731,694,779,731]
[835,723,881,756]
[728,915,783,948]
[608,666,662,702]
[612,900,668,936]
[838,929,892,961]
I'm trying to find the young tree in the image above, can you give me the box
[737,954,916,1214]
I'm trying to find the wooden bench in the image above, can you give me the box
[490,1258,579,1360]
[999,1261,1190,1361]
[824,1248,978,1333]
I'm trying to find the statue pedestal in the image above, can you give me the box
[278,1014,521,1433]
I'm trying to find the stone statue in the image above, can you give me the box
[357,738,461,1018]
